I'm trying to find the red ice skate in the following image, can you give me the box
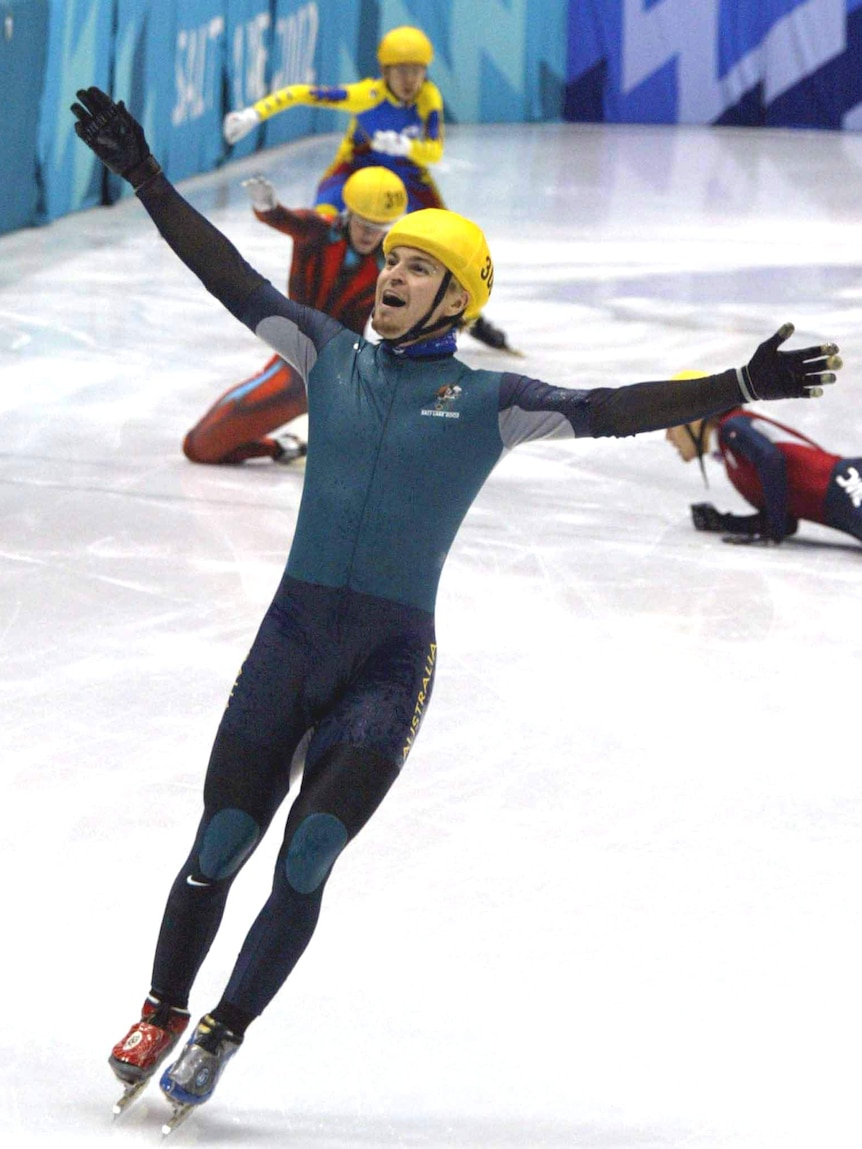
[109,996,190,1116]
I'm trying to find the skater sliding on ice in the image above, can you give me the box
[70,86,842,1132]
[224,24,518,355]
[183,166,407,465]
[665,373,862,546]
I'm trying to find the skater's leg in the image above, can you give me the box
[149,580,330,1007]
[156,741,400,1116]
[212,741,401,1032]
[150,729,310,1007]
[111,578,343,1102]
[211,626,437,1031]
[182,354,307,464]
[157,743,399,1116]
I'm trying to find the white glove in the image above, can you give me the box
[371,129,412,158]
[242,175,278,212]
[224,106,262,145]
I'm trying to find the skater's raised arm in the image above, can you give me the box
[71,87,342,374]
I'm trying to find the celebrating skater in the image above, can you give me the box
[71,86,842,1131]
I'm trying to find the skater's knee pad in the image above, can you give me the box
[284,813,348,894]
[182,427,211,464]
[199,808,260,880]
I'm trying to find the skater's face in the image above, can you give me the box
[666,420,706,462]
[372,245,468,342]
[384,64,426,104]
[348,214,387,255]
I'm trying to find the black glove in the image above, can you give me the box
[690,503,765,535]
[738,323,841,401]
[70,86,161,189]
[691,502,726,532]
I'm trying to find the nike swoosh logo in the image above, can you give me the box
[185,875,211,887]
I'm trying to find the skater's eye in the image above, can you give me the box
[406,257,436,277]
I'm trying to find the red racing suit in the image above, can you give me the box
[183,205,383,464]
[714,407,862,543]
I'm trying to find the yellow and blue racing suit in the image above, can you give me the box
[253,78,445,213]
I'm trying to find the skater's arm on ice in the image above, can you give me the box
[719,416,794,542]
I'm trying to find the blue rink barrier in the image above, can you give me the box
[0,0,567,235]
[0,0,50,234]
[564,0,862,129]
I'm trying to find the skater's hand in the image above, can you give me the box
[371,129,412,157]
[70,87,161,188]
[737,323,841,401]
[690,502,729,533]
[224,106,261,144]
[242,175,278,212]
[691,503,771,537]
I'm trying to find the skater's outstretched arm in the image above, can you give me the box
[224,79,382,144]
[494,324,842,447]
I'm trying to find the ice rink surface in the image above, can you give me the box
[1,121,861,1148]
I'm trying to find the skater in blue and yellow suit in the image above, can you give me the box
[225,26,443,215]
[224,25,515,352]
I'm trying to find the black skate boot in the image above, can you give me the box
[159,1014,242,1134]
[468,314,522,355]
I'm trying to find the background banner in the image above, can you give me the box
[564,0,862,129]
[13,0,862,234]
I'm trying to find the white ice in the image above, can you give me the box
[1,123,861,1148]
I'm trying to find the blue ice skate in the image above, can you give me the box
[159,1014,242,1135]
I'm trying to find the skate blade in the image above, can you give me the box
[162,1102,196,1137]
[113,1076,150,1118]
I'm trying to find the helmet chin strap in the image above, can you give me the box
[384,270,465,348]
[684,421,709,487]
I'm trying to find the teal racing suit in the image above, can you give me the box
[134,173,746,1031]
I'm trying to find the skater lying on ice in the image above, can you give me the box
[665,373,862,547]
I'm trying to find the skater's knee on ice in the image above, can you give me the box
[284,812,348,894]
[198,808,260,880]
[183,427,221,465]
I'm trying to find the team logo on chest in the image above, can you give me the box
[421,383,463,419]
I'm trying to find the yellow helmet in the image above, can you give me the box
[383,208,493,321]
[377,26,434,68]
[342,167,407,225]
[672,370,707,380]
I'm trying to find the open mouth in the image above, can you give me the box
[382,291,406,308]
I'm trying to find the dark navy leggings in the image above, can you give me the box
[150,575,437,1024]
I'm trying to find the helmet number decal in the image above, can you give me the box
[480,255,494,293]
